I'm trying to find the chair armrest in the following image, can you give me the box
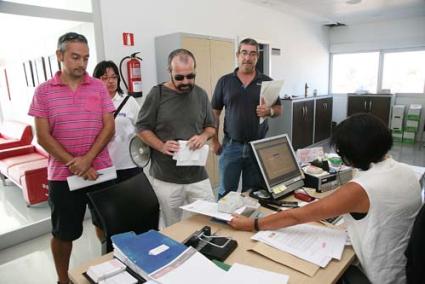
[0,145,35,159]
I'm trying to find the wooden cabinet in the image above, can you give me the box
[155,33,234,187]
[268,96,332,150]
[314,97,333,143]
[347,95,392,126]
[292,100,314,149]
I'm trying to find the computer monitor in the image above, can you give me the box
[250,134,304,200]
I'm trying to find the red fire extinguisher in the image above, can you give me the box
[119,52,143,97]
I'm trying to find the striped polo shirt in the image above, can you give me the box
[28,72,115,181]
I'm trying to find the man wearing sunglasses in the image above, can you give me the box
[136,49,215,227]
[28,32,115,284]
[211,38,282,199]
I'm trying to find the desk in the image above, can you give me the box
[69,211,355,284]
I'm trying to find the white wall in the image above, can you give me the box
[329,16,425,53]
[98,0,330,100]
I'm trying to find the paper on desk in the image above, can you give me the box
[259,80,284,124]
[155,249,225,284]
[249,242,319,276]
[172,140,209,166]
[99,271,137,284]
[67,166,117,191]
[252,223,346,267]
[180,199,244,221]
[219,263,288,284]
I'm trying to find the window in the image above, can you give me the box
[331,52,379,93]
[382,50,425,93]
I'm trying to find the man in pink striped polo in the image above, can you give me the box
[28,32,115,284]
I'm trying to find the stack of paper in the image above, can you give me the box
[86,258,127,283]
[111,230,225,284]
[252,223,347,267]
[172,140,209,166]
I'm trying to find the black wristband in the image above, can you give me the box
[254,218,260,232]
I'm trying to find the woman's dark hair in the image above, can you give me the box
[330,113,393,171]
[92,60,123,94]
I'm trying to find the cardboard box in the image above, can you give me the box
[407,104,422,120]
[390,117,403,131]
[405,120,419,132]
[392,131,403,142]
[402,131,416,144]
[392,105,405,119]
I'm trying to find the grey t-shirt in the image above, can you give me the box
[136,84,215,184]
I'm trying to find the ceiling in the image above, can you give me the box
[243,0,425,25]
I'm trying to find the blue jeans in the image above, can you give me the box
[218,138,265,199]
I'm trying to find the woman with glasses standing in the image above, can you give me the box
[93,61,142,182]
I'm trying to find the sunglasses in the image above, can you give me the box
[173,73,196,81]
[58,32,88,45]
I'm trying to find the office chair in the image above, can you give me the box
[87,172,159,254]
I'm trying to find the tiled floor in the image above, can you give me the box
[0,142,423,283]
[0,179,50,235]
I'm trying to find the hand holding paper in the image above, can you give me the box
[172,140,209,166]
[259,80,284,124]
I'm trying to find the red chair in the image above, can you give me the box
[0,144,48,205]
[0,120,33,150]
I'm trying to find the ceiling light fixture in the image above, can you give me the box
[346,0,362,4]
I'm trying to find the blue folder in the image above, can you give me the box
[111,230,187,275]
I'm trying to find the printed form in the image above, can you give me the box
[252,223,347,267]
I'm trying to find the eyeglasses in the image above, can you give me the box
[239,50,258,57]
[173,73,196,81]
[100,75,118,81]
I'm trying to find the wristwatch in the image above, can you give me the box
[269,107,275,117]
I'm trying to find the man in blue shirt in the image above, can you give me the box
[211,38,281,199]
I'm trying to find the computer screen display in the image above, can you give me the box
[250,134,304,199]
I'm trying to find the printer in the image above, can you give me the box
[303,166,352,193]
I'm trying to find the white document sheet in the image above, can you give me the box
[154,248,226,284]
[67,166,117,191]
[99,271,137,284]
[219,263,289,284]
[259,80,284,124]
[180,200,234,221]
[172,140,209,166]
[252,223,346,267]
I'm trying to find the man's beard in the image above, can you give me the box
[172,78,195,93]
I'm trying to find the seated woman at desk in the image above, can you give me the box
[229,113,421,284]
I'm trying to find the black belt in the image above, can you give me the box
[225,136,249,144]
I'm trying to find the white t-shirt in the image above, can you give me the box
[109,93,141,170]
[344,157,421,284]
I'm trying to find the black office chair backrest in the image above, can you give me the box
[87,172,159,253]
[405,202,425,284]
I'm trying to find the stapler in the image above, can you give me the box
[183,226,237,261]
